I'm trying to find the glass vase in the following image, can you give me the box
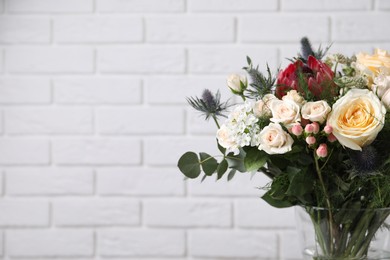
[295,206,390,260]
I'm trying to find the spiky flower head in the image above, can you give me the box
[187,89,229,121]
[348,145,379,174]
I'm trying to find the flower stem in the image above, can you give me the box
[212,115,220,129]
[314,153,335,254]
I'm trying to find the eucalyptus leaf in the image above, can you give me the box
[244,147,268,172]
[177,152,201,179]
[226,149,246,172]
[217,159,228,180]
[199,152,218,176]
[227,169,237,181]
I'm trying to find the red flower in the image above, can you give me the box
[276,56,336,99]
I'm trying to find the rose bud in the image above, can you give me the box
[327,133,337,143]
[306,136,316,145]
[291,124,303,136]
[316,143,328,158]
[311,122,320,134]
[324,125,333,134]
[305,124,314,134]
[227,74,247,95]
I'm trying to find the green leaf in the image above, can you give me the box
[227,169,237,181]
[262,191,295,208]
[226,149,246,172]
[199,152,218,176]
[200,174,207,183]
[244,147,268,172]
[177,152,201,179]
[217,159,228,180]
[217,140,226,154]
[286,168,314,197]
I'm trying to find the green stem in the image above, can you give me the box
[212,115,220,129]
[314,153,335,255]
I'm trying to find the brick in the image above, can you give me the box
[239,15,329,42]
[0,139,49,165]
[98,229,185,256]
[187,109,222,135]
[144,199,231,227]
[189,230,277,258]
[97,107,184,134]
[6,47,94,74]
[280,230,302,260]
[144,137,218,166]
[378,0,390,9]
[5,107,93,134]
[0,199,48,226]
[7,229,93,257]
[97,0,185,13]
[53,138,141,165]
[189,46,278,73]
[0,17,50,43]
[281,0,371,11]
[0,231,2,256]
[333,14,390,42]
[0,111,3,134]
[53,199,139,226]
[97,167,185,196]
[0,50,3,73]
[0,78,50,104]
[146,16,234,43]
[146,76,230,104]
[235,199,296,228]
[98,47,185,74]
[55,16,142,43]
[6,0,93,13]
[54,77,141,104]
[189,172,269,196]
[6,168,93,195]
[189,0,277,11]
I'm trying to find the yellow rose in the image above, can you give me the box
[327,89,386,151]
[355,48,390,86]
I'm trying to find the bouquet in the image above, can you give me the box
[178,38,390,259]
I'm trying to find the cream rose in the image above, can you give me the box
[327,88,386,151]
[270,99,301,127]
[355,48,390,86]
[301,101,331,124]
[282,90,305,107]
[258,123,294,154]
[216,125,237,151]
[253,94,277,118]
[227,74,247,94]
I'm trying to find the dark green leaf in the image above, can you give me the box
[217,140,226,154]
[262,191,295,208]
[226,149,246,172]
[200,174,207,183]
[227,169,237,181]
[286,168,314,197]
[199,152,218,176]
[177,152,201,179]
[217,159,228,180]
[244,147,268,172]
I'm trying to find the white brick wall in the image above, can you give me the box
[0,0,388,259]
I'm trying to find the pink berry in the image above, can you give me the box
[316,143,328,158]
[306,136,316,145]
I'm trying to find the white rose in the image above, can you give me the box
[270,99,301,127]
[372,74,390,98]
[217,124,238,151]
[227,74,247,94]
[327,88,386,151]
[381,88,390,110]
[301,101,331,124]
[253,94,277,118]
[282,90,305,107]
[258,123,294,154]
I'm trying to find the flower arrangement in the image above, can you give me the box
[178,37,390,259]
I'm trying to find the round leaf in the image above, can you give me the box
[178,152,201,179]
[200,152,218,176]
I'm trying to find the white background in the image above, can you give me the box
[0,0,389,259]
